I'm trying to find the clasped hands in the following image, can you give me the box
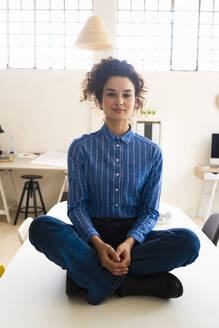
[91,236,136,276]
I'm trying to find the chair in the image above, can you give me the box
[202,213,219,246]
[14,175,46,225]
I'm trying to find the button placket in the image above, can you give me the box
[114,139,121,211]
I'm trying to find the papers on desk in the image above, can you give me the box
[31,151,67,168]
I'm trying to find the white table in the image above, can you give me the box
[0,202,219,328]
[195,166,219,220]
[0,157,67,223]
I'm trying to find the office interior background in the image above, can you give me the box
[0,0,219,218]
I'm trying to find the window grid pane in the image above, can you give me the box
[0,0,93,69]
[117,0,219,71]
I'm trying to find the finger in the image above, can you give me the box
[110,262,129,271]
[111,270,128,276]
[120,257,130,266]
[118,251,128,263]
[115,248,123,257]
[100,249,117,265]
[110,261,128,269]
[111,268,129,276]
[105,262,128,274]
[108,248,121,263]
[102,257,123,270]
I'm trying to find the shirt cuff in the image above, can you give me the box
[83,230,101,244]
[126,230,146,244]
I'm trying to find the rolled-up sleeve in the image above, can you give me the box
[67,140,100,243]
[127,146,163,243]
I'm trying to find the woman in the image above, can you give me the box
[29,57,200,305]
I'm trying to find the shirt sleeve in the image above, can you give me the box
[67,139,100,243]
[126,145,163,243]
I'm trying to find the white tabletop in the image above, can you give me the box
[0,157,67,171]
[0,202,219,328]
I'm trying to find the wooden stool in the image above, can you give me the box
[14,175,46,225]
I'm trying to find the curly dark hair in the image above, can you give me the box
[81,57,147,111]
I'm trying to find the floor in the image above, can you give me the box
[0,193,69,268]
[0,211,25,267]
[0,210,209,269]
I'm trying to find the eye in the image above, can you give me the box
[123,93,132,98]
[106,92,116,97]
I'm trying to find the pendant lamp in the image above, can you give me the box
[74,15,114,51]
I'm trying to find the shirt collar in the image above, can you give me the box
[101,123,134,144]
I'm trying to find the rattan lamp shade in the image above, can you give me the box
[75,15,113,51]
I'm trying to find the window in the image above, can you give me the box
[117,0,219,71]
[0,0,93,69]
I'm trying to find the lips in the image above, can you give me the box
[112,108,125,113]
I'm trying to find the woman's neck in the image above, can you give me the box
[105,119,130,136]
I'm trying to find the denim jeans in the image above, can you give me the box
[29,215,200,305]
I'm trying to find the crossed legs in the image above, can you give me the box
[29,215,200,305]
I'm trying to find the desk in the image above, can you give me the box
[195,166,219,221]
[0,157,67,223]
[0,202,219,328]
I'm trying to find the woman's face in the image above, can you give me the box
[101,76,136,124]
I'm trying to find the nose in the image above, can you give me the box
[115,94,123,105]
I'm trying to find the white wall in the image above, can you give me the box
[0,69,89,153]
[0,0,219,215]
[1,69,219,214]
[0,69,91,210]
[142,71,219,217]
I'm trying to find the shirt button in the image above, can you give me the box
[116,173,119,176]
[117,136,120,139]
[116,144,120,147]
[115,188,119,192]
[115,203,118,207]
[116,158,119,162]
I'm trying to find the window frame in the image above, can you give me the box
[0,0,93,70]
[116,0,219,72]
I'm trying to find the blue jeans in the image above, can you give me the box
[29,216,200,305]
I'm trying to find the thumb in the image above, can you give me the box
[116,247,123,257]
[109,247,121,262]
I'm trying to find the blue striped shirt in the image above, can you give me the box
[67,123,163,244]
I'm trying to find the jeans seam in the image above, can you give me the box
[89,276,125,305]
